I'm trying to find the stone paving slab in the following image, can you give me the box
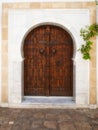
[0,107,98,130]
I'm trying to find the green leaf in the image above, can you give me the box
[79,23,98,60]
[86,41,93,45]
[83,53,91,60]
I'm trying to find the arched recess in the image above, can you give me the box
[23,23,75,97]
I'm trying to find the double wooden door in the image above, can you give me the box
[24,25,73,96]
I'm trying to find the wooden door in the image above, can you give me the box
[24,25,73,96]
[49,26,73,96]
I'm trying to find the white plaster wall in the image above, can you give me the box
[8,9,90,105]
[0,0,96,108]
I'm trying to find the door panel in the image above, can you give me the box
[24,25,73,96]
[49,26,73,96]
[24,26,49,96]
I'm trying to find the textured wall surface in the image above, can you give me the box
[1,2,96,106]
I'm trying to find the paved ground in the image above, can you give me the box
[0,107,98,130]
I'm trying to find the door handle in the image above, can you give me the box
[39,48,56,56]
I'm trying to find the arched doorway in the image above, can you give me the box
[23,25,73,96]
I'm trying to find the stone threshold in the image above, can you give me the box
[1,97,97,109]
[23,96,74,104]
[19,96,76,108]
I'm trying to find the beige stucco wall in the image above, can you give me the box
[1,2,96,104]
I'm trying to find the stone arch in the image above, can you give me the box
[8,9,90,105]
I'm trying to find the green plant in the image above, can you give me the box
[95,0,98,5]
[79,23,98,60]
